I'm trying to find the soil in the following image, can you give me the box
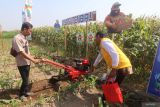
[0,79,101,107]
[1,77,160,107]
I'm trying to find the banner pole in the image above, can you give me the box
[0,25,3,53]
[64,26,67,56]
[86,21,88,58]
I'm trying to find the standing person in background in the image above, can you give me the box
[11,22,42,101]
[92,32,133,106]
[0,24,2,37]
[54,20,61,32]
[104,2,125,40]
[104,2,125,33]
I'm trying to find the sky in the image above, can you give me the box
[0,0,160,31]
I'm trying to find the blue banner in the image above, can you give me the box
[62,11,96,26]
[147,41,160,97]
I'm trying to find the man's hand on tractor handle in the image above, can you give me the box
[33,57,46,63]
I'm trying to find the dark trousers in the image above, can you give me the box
[115,68,128,85]
[18,65,30,96]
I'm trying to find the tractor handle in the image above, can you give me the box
[42,58,70,70]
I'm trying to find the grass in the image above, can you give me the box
[2,31,19,38]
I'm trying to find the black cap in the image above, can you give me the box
[96,32,107,38]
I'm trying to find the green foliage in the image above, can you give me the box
[61,75,97,95]
[0,99,21,107]
[32,23,106,58]
[0,72,21,89]
[83,75,97,88]
[2,31,19,38]
[120,17,160,79]
[98,97,103,107]
[64,81,81,94]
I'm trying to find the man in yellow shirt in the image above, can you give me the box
[93,31,133,85]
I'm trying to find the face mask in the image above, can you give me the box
[111,9,120,16]
[27,35,32,41]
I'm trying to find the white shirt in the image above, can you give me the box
[12,33,31,66]
[93,40,119,67]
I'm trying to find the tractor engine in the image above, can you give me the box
[73,59,90,72]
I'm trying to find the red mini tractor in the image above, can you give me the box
[42,58,90,83]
